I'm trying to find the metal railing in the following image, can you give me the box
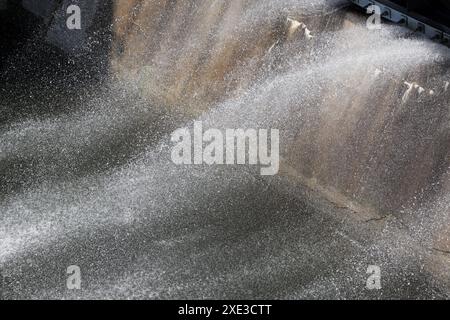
[349,0,450,46]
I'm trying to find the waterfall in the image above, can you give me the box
[0,0,448,299]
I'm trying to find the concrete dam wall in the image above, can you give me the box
[0,0,449,299]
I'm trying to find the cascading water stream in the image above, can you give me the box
[0,0,448,299]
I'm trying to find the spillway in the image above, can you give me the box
[0,0,449,299]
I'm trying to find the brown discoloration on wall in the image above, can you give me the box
[109,0,289,114]
[108,1,449,216]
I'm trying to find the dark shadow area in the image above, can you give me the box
[0,1,114,125]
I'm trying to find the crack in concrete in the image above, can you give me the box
[431,247,450,255]
[364,215,391,223]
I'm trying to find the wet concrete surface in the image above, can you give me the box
[0,0,449,299]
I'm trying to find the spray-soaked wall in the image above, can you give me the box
[110,0,349,112]
[109,0,449,214]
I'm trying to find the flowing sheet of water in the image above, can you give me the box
[0,0,449,299]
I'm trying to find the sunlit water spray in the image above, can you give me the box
[0,0,449,299]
